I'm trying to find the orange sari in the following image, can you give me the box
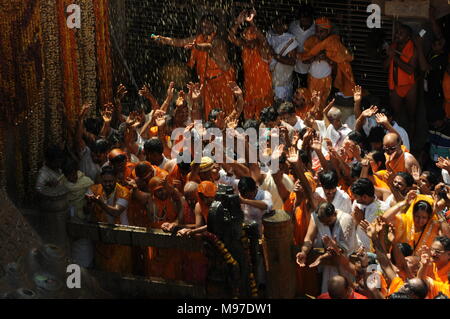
[91,183,133,274]
[187,34,236,117]
[394,195,439,254]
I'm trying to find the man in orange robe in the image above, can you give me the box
[145,176,184,280]
[85,166,133,274]
[284,172,320,297]
[298,17,355,108]
[384,24,418,139]
[383,133,420,176]
[228,10,273,119]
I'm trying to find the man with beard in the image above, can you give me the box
[85,166,132,274]
[385,171,415,207]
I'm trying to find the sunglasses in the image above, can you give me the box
[383,145,399,152]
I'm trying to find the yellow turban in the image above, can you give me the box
[192,157,214,173]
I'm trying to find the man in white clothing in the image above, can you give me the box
[288,4,315,89]
[350,178,389,250]
[267,17,299,101]
[326,107,352,149]
[296,202,357,293]
[315,170,352,214]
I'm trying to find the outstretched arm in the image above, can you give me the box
[151,34,196,48]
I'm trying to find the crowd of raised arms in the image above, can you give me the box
[35,4,450,299]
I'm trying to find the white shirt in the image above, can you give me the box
[79,146,101,182]
[316,187,352,214]
[312,209,357,293]
[309,60,332,79]
[217,169,239,192]
[241,189,273,234]
[326,123,352,149]
[267,31,299,101]
[288,21,315,74]
[352,198,390,250]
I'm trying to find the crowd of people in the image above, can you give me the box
[34,5,449,299]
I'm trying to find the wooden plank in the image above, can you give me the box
[88,269,207,299]
[67,222,203,251]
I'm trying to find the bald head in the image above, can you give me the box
[383,132,400,145]
[184,181,199,194]
[327,107,342,121]
[401,278,428,299]
[328,275,350,299]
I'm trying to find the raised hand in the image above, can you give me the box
[101,103,114,123]
[311,136,323,152]
[361,105,378,118]
[436,157,450,172]
[138,84,152,99]
[411,165,420,182]
[375,113,389,127]
[353,85,362,103]
[115,84,127,101]
[311,90,321,108]
[226,118,239,130]
[166,81,175,99]
[187,82,203,102]
[287,146,299,163]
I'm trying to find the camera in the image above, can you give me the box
[207,184,243,240]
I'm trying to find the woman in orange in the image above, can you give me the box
[383,192,449,255]
[228,9,273,119]
[384,24,418,139]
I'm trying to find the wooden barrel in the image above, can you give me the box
[262,210,296,299]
